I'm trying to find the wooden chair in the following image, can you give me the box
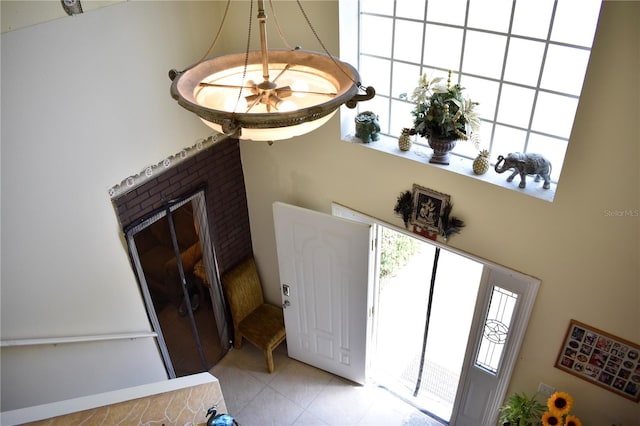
[221,257,286,373]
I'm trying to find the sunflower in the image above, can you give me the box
[547,391,573,416]
[541,411,561,426]
[564,414,582,426]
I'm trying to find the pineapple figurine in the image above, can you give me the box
[473,149,490,175]
[398,128,413,151]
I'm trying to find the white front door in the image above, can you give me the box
[452,267,540,426]
[272,202,374,384]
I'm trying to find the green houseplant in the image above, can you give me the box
[499,392,546,426]
[400,71,480,165]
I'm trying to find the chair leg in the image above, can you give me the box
[234,328,243,349]
[265,349,275,373]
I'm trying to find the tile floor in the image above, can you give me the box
[209,343,445,426]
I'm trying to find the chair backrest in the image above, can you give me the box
[221,257,265,326]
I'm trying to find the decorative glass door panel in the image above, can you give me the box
[475,286,519,374]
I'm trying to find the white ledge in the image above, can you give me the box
[344,134,556,202]
[0,332,158,348]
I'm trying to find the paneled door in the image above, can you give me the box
[452,267,540,425]
[272,202,374,384]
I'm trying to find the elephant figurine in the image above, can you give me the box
[494,152,552,189]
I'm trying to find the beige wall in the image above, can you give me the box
[240,1,639,424]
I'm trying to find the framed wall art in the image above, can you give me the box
[555,319,640,402]
[410,184,450,233]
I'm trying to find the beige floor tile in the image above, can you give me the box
[234,386,304,426]
[292,409,329,425]
[268,360,334,408]
[210,342,444,426]
[210,361,264,414]
[305,377,377,425]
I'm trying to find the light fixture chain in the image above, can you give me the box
[268,0,293,50]
[198,0,232,62]
[295,0,362,90]
[234,0,256,114]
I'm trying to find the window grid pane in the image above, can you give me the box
[357,0,601,185]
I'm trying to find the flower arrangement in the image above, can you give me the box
[400,71,480,144]
[541,392,581,426]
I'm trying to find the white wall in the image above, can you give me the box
[0,1,215,410]
[240,1,640,425]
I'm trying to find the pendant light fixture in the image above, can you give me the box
[169,0,375,142]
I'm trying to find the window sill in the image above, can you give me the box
[343,133,556,203]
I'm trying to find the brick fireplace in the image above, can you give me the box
[110,136,253,376]
[111,136,253,273]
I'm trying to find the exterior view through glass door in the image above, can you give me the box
[330,202,540,425]
[371,226,482,423]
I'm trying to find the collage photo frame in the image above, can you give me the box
[555,319,640,402]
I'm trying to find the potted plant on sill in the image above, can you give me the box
[498,391,546,426]
[400,71,480,165]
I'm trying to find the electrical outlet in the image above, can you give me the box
[538,382,555,397]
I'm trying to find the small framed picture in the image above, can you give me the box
[410,184,450,233]
[555,319,640,402]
